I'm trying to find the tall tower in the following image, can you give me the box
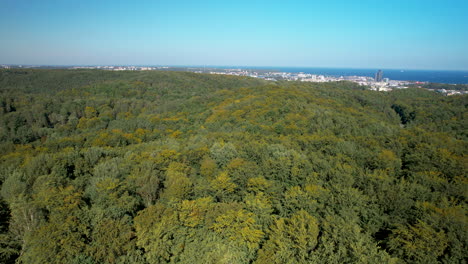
[375,70,383,82]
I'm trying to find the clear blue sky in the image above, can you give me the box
[1,0,467,70]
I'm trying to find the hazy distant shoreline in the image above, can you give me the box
[215,66,468,84]
[2,65,468,84]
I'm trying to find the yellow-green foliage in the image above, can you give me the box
[211,171,237,194]
[178,197,213,227]
[256,210,319,264]
[211,209,264,249]
[389,220,448,263]
[161,162,193,201]
[0,70,466,264]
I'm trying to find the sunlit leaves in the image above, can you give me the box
[211,209,264,250]
[256,210,319,264]
[161,162,193,201]
[210,171,237,201]
[389,220,448,263]
[134,203,178,263]
[20,186,88,264]
[178,197,213,228]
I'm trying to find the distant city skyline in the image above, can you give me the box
[4,64,468,72]
[1,0,468,70]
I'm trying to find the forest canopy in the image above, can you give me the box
[0,69,466,263]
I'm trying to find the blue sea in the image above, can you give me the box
[212,66,468,84]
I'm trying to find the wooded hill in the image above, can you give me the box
[0,69,466,263]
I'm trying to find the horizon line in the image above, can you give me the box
[2,63,468,72]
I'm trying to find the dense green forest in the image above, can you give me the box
[409,82,468,91]
[0,69,466,263]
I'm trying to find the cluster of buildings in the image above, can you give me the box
[203,68,411,91]
[200,68,465,95]
[70,66,167,71]
[436,89,467,96]
[0,64,167,71]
